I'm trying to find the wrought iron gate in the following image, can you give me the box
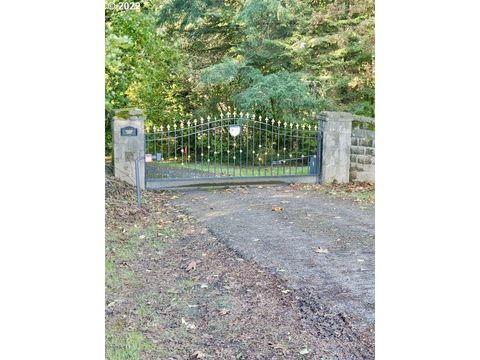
[144,112,321,189]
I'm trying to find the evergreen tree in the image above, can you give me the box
[157,0,374,119]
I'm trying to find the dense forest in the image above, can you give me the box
[105,0,374,153]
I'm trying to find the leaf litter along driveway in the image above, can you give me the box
[171,184,375,358]
[106,172,374,359]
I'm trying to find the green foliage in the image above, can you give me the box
[158,0,228,29]
[105,1,374,152]
[302,0,375,116]
[200,58,241,85]
[234,72,316,120]
[105,5,187,154]
[105,33,133,113]
[106,330,152,360]
[157,0,374,118]
[238,0,295,34]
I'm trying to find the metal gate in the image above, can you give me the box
[144,112,321,189]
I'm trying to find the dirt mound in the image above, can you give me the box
[105,174,145,224]
[105,171,168,229]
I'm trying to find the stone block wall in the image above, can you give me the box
[350,115,375,183]
[318,112,353,183]
[112,108,145,189]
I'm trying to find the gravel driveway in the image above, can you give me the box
[171,185,375,357]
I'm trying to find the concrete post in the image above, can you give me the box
[318,111,352,183]
[112,108,145,189]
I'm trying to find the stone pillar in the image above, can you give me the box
[318,111,352,183]
[112,108,145,189]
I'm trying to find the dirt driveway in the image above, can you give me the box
[172,185,375,351]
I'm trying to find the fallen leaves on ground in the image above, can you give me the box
[191,350,206,358]
[218,308,230,316]
[314,247,329,254]
[289,182,374,204]
[272,206,284,212]
[186,260,197,271]
[105,167,373,359]
[299,348,312,355]
[181,317,196,330]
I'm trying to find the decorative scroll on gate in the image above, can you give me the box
[144,111,321,188]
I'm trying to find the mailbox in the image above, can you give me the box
[120,126,138,136]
